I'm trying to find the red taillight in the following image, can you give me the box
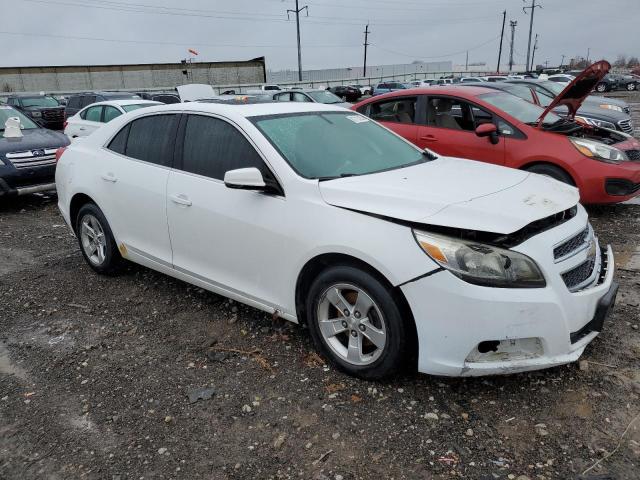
[55,147,67,163]
[63,120,68,129]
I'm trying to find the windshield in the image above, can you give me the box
[122,103,161,112]
[20,96,59,108]
[307,90,344,104]
[539,81,565,96]
[478,92,562,126]
[252,112,426,179]
[0,106,40,130]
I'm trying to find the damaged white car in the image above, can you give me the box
[55,102,618,379]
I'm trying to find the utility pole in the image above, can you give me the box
[465,51,469,71]
[508,20,517,72]
[287,0,308,81]
[523,0,542,71]
[530,33,539,71]
[560,54,565,68]
[496,10,506,73]
[586,47,590,64]
[363,24,370,77]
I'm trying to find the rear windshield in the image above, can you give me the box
[478,92,562,126]
[0,106,39,130]
[122,103,161,112]
[20,96,59,108]
[307,91,344,104]
[251,112,426,179]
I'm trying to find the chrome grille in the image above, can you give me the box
[562,258,596,291]
[553,225,590,261]
[6,148,58,169]
[618,119,634,134]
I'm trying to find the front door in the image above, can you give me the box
[416,96,505,166]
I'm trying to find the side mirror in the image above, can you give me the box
[224,167,266,191]
[475,123,499,144]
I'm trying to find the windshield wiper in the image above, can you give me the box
[317,173,359,181]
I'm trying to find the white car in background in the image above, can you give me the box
[64,100,161,140]
[55,102,616,379]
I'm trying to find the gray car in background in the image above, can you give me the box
[270,89,352,108]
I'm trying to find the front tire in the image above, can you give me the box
[596,83,608,93]
[305,265,415,380]
[627,82,636,91]
[75,203,123,275]
[526,164,575,186]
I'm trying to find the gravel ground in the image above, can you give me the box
[1,93,640,480]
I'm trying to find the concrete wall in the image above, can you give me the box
[0,58,266,93]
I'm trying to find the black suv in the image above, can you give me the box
[65,92,142,116]
[6,95,65,130]
[0,106,69,197]
[136,92,181,104]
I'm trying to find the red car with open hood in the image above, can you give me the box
[352,61,640,204]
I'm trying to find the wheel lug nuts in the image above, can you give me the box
[351,330,358,337]
[341,321,348,328]
[359,324,366,332]
[343,309,350,317]
[354,311,361,318]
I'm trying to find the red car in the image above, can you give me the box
[352,61,640,204]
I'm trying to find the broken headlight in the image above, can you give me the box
[569,137,628,163]
[413,230,546,288]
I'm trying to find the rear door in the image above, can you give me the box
[365,95,420,145]
[415,95,505,165]
[166,114,288,306]
[99,113,179,265]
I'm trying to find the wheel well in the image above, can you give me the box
[520,161,576,186]
[69,193,95,233]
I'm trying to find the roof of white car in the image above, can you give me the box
[88,99,162,107]
[143,101,349,119]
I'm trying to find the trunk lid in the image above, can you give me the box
[536,60,611,127]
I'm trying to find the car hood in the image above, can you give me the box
[574,103,629,122]
[584,95,628,109]
[0,128,69,156]
[318,157,579,235]
[537,61,611,126]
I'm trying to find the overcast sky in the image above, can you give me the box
[0,0,638,71]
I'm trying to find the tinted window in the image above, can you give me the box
[154,95,180,104]
[84,106,103,122]
[180,115,266,180]
[20,96,59,108]
[369,97,417,124]
[7,98,17,106]
[103,106,122,122]
[81,96,96,108]
[67,97,81,109]
[107,124,130,155]
[124,114,178,166]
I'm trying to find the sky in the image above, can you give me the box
[0,0,638,72]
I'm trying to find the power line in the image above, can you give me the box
[371,35,500,61]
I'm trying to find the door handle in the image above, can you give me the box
[170,194,192,207]
[100,173,117,183]
[420,134,438,142]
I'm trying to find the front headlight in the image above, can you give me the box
[599,104,623,112]
[413,230,546,288]
[31,111,42,118]
[574,115,616,130]
[569,137,629,163]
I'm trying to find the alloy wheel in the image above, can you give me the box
[316,283,387,366]
[80,214,107,266]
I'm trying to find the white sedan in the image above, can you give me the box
[64,99,161,140]
[54,102,616,379]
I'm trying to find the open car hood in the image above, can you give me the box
[318,157,579,235]
[536,60,610,127]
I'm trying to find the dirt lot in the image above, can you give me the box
[1,94,640,480]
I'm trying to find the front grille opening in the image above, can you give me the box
[554,226,590,260]
[562,258,596,291]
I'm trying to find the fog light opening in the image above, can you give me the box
[478,340,500,353]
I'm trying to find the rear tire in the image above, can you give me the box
[627,83,636,91]
[75,203,123,275]
[526,164,575,186]
[596,83,608,93]
[305,265,415,380]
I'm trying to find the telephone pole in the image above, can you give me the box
[287,0,308,81]
[465,50,469,71]
[508,20,517,72]
[530,33,539,71]
[496,10,506,73]
[523,0,542,71]
[560,54,565,68]
[363,24,370,77]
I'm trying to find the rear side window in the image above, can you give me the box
[81,96,96,107]
[103,106,122,122]
[84,105,103,122]
[180,115,266,180]
[122,114,178,166]
[369,97,417,124]
[108,124,130,155]
[67,97,81,109]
